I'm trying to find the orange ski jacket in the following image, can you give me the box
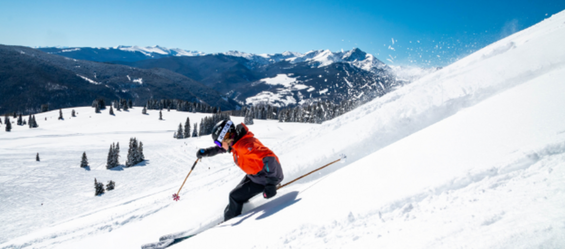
[231,123,280,175]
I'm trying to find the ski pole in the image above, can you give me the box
[277,154,346,190]
[173,158,200,201]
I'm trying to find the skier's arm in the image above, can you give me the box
[263,177,278,199]
[196,146,226,158]
[261,156,283,199]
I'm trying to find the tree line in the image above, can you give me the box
[3,113,39,132]
[146,99,219,114]
[226,96,372,124]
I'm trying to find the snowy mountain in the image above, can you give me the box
[38,45,205,62]
[115,45,205,57]
[222,50,303,67]
[234,48,395,107]
[2,10,565,249]
[223,48,389,75]
[287,48,389,73]
[115,48,397,108]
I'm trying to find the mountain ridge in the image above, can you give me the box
[1,45,405,115]
[103,47,399,108]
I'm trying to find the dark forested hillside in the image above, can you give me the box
[0,45,239,115]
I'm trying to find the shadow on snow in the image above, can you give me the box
[230,191,301,226]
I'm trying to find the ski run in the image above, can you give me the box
[1,9,565,249]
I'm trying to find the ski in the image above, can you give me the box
[141,217,223,249]
[141,239,175,249]
[141,234,197,249]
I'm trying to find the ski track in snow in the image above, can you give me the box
[278,141,565,248]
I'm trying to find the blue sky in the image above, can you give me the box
[1,0,563,67]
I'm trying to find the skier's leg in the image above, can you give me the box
[224,176,264,221]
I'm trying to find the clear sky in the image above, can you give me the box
[1,0,563,67]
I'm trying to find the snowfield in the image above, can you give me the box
[2,10,565,249]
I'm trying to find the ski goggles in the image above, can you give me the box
[214,140,223,148]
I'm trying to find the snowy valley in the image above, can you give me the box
[1,10,565,249]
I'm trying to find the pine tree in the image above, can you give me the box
[114,142,120,167]
[98,99,106,110]
[95,104,101,113]
[41,104,49,112]
[31,115,38,128]
[106,144,113,169]
[106,180,115,191]
[109,106,114,115]
[183,117,190,138]
[106,143,116,169]
[244,114,254,125]
[36,153,40,161]
[72,109,76,117]
[126,138,138,167]
[95,178,105,196]
[142,106,147,115]
[159,110,163,120]
[17,114,23,126]
[176,123,183,139]
[5,116,11,132]
[192,123,198,137]
[81,152,88,168]
[198,119,205,137]
[58,109,63,120]
[128,99,133,109]
[138,141,144,161]
[125,138,134,167]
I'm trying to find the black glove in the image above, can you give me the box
[196,146,226,159]
[196,148,209,158]
[263,184,277,199]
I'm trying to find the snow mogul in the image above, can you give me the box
[196,119,284,221]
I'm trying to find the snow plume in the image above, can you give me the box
[389,65,440,83]
[500,19,520,39]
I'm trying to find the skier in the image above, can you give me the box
[196,119,284,222]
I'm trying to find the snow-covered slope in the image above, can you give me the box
[2,9,565,249]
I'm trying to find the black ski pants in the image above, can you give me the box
[224,175,264,221]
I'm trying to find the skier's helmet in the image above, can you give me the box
[212,119,235,147]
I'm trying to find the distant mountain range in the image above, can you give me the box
[37,45,206,62]
[1,45,409,115]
